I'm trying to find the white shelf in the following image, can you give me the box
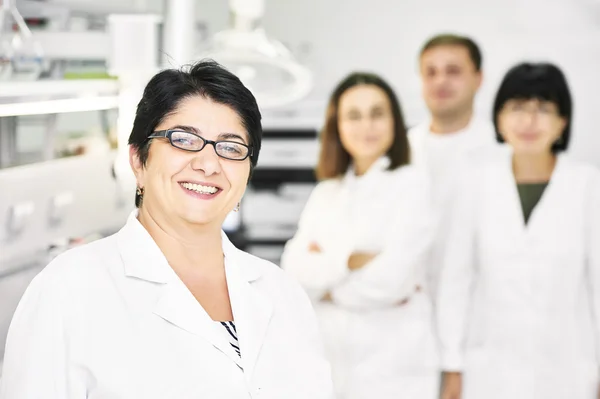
[0,79,120,117]
[0,96,119,117]
[0,79,119,99]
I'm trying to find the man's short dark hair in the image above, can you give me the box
[420,33,482,71]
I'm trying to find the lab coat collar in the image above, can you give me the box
[117,210,174,284]
[116,210,273,375]
[463,117,497,152]
[499,148,568,238]
[503,146,567,186]
[345,156,391,182]
[116,210,264,284]
[150,253,274,373]
[412,116,494,149]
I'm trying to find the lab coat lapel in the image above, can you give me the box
[521,155,566,234]
[223,234,273,380]
[117,212,242,367]
[500,151,566,235]
[153,278,241,367]
[497,152,530,237]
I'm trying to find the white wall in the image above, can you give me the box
[194,0,600,166]
[44,0,599,165]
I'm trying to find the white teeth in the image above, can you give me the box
[181,182,218,194]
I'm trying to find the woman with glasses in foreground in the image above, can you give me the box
[438,62,600,399]
[0,60,334,399]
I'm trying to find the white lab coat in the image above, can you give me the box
[0,211,335,399]
[280,158,440,399]
[408,117,499,298]
[437,147,600,399]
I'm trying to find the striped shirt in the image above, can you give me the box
[219,321,240,357]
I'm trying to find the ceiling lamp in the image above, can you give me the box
[197,0,313,109]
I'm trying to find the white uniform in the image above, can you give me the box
[437,147,600,399]
[408,117,499,295]
[0,211,335,399]
[280,158,440,399]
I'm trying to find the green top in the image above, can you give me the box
[517,182,548,224]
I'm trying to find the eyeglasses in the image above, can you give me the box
[504,103,559,119]
[148,130,253,161]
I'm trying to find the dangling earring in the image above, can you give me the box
[233,202,240,212]
[135,186,145,207]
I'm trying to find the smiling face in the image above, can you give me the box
[129,95,251,229]
[497,98,567,156]
[337,84,395,167]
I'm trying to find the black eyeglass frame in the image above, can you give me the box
[147,129,254,161]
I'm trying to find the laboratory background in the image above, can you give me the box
[1,0,600,395]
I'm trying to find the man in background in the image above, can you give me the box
[408,33,500,399]
[410,33,497,197]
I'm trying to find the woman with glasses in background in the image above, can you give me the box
[0,60,334,399]
[438,62,600,399]
[281,72,440,399]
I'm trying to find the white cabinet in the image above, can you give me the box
[41,0,164,14]
[0,263,46,372]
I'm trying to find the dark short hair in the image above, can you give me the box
[420,33,482,71]
[128,59,262,207]
[492,62,572,152]
[315,72,410,180]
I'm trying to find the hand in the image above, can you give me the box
[395,285,422,306]
[441,372,462,399]
[320,291,333,302]
[347,252,378,271]
[308,242,322,253]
